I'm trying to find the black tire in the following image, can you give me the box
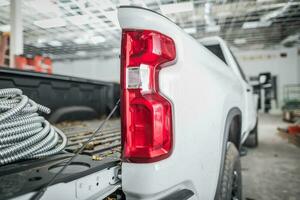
[217,142,242,200]
[244,121,258,148]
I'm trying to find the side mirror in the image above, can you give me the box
[259,75,267,85]
[258,72,271,85]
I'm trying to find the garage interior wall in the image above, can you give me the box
[235,47,300,108]
[53,46,300,108]
[53,57,120,83]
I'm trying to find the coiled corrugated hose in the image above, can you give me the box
[0,88,67,165]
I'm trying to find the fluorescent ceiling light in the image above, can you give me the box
[76,51,87,56]
[0,25,10,32]
[86,30,96,35]
[217,11,232,18]
[67,15,90,25]
[242,21,272,29]
[73,34,105,45]
[234,38,247,45]
[0,0,9,6]
[205,25,220,32]
[183,27,196,34]
[104,11,119,26]
[100,0,115,10]
[260,2,290,22]
[160,2,194,15]
[48,40,62,47]
[34,18,66,29]
[74,34,90,44]
[90,35,106,44]
[37,38,46,44]
[25,0,61,16]
[74,37,87,44]
[281,34,300,45]
[35,38,46,47]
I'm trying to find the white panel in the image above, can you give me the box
[53,57,120,83]
[234,47,300,107]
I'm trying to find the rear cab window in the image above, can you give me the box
[204,44,227,65]
[229,49,248,82]
[204,42,248,83]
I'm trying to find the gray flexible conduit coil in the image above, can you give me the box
[0,88,67,165]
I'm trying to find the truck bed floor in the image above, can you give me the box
[0,118,121,199]
[57,118,121,159]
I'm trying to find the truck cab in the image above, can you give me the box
[200,37,258,144]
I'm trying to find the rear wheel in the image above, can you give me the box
[244,121,258,148]
[217,142,242,200]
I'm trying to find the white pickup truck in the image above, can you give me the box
[0,6,258,200]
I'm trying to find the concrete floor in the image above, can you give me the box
[241,114,300,200]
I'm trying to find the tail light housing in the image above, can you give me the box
[121,29,176,163]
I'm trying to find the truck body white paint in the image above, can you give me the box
[118,7,257,200]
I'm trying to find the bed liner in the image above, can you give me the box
[0,118,121,199]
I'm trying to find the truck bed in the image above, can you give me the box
[0,67,120,123]
[0,118,121,199]
[0,67,121,199]
[58,118,121,158]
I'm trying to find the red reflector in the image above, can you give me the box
[121,30,176,163]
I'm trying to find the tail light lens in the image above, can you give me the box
[121,30,176,163]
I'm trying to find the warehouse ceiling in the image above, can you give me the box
[0,0,299,61]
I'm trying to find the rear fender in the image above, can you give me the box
[214,108,242,200]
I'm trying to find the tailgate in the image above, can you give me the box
[0,119,121,200]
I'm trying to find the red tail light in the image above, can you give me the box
[121,30,176,163]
